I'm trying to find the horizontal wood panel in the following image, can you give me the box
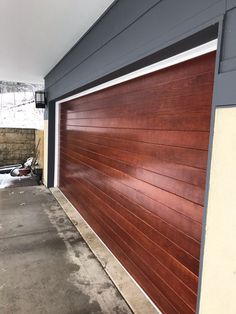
[61,111,211,131]
[60,135,207,188]
[60,156,200,274]
[61,127,210,150]
[60,149,202,242]
[60,145,204,223]
[60,133,208,169]
[61,79,213,119]
[59,52,215,313]
[60,139,205,205]
[60,153,201,258]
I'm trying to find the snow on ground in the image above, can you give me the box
[0,82,44,129]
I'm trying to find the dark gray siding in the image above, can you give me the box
[45,0,227,102]
[213,6,236,105]
[45,0,161,88]
[227,0,236,9]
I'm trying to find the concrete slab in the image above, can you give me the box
[51,188,160,314]
[0,186,132,314]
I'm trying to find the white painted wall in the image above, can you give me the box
[199,107,236,314]
[43,120,48,186]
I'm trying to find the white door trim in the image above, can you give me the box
[54,101,61,187]
[54,39,217,187]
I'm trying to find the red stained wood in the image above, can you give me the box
[59,52,215,314]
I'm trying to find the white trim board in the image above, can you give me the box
[54,102,60,187]
[54,38,217,185]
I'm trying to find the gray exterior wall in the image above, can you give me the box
[45,0,236,106]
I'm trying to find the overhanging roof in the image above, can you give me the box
[0,0,114,84]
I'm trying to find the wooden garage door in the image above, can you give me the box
[59,52,215,314]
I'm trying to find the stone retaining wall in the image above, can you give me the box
[0,128,35,166]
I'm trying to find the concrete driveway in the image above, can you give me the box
[0,185,132,314]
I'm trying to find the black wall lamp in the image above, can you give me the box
[35,91,46,108]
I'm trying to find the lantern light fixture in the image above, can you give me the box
[35,91,46,108]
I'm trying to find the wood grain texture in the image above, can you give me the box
[59,52,215,314]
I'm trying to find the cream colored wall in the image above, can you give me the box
[199,107,236,313]
[43,120,48,186]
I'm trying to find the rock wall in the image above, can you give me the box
[0,128,35,166]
